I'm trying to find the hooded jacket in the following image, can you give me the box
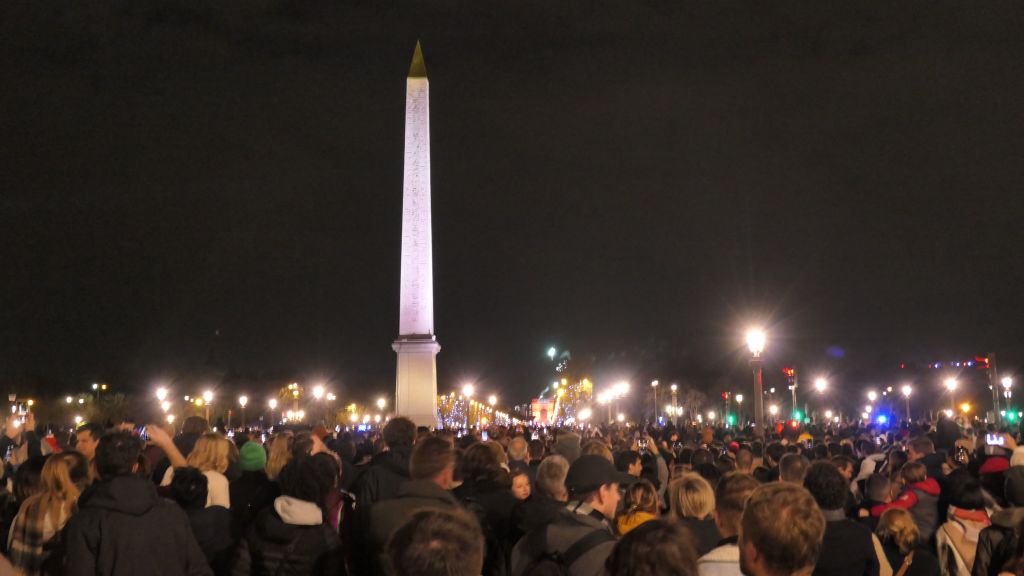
[63,475,212,576]
[232,496,343,576]
[352,449,411,513]
[872,477,941,544]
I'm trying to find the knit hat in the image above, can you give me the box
[552,433,581,463]
[239,441,268,472]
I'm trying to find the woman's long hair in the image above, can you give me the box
[186,433,230,474]
[19,452,89,532]
[266,432,295,481]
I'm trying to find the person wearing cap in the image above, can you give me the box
[229,440,278,539]
[510,454,631,576]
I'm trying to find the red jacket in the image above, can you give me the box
[871,477,941,517]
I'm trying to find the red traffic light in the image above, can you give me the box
[789,420,800,429]
[721,392,730,400]
[782,367,796,378]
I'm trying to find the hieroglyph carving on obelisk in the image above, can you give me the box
[393,41,440,428]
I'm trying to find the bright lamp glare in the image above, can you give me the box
[746,329,766,356]
[901,385,912,397]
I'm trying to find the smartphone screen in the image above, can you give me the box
[481,430,489,442]
[987,433,1005,446]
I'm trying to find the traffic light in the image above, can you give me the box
[782,367,796,378]
[793,410,803,421]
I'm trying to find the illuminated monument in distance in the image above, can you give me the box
[393,41,440,427]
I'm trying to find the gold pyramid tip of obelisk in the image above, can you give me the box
[408,40,427,78]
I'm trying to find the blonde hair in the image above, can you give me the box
[186,433,230,474]
[266,432,295,481]
[620,479,659,516]
[877,508,919,554]
[669,472,715,519]
[18,452,88,534]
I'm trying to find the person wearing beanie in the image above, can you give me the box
[229,441,278,540]
[552,432,581,464]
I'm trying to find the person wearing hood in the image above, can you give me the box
[232,456,344,576]
[972,452,1024,576]
[871,462,941,546]
[63,431,212,576]
[937,479,991,576]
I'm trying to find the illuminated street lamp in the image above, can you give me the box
[944,379,958,411]
[166,414,175,425]
[651,380,659,421]
[160,400,171,413]
[814,379,827,393]
[239,396,248,428]
[65,396,73,404]
[268,398,278,425]
[867,391,878,402]
[202,390,213,422]
[156,387,168,402]
[670,384,679,419]
[488,394,497,407]
[377,397,387,411]
[462,383,475,398]
[746,328,766,430]
[902,384,913,420]
[312,385,325,401]
[74,415,82,425]
[961,403,971,414]
[735,394,744,423]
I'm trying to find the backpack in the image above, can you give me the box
[519,525,615,576]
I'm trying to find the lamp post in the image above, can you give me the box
[268,398,278,426]
[944,379,958,412]
[202,390,213,422]
[735,394,744,423]
[747,328,766,431]
[651,380,659,422]
[670,384,678,421]
[239,396,248,429]
[901,385,912,421]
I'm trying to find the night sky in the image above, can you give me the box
[2,0,1023,408]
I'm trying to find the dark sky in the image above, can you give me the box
[2,0,1023,408]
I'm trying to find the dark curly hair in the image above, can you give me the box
[278,456,335,515]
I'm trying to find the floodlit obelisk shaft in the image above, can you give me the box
[393,41,440,428]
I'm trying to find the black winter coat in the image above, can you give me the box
[230,471,279,540]
[63,475,212,576]
[232,504,344,576]
[187,506,235,576]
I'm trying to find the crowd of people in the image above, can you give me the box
[0,409,1022,576]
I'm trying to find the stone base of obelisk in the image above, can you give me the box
[393,336,441,428]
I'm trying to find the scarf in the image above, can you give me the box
[9,498,66,575]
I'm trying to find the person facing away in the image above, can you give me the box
[386,508,485,576]
[161,433,232,509]
[367,435,460,575]
[63,431,212,576]
[698,472,760,576]
[668,473,721,557]
[604,518,700,576]
[739,483,826,576]
[232,455,344,576]
[875,509,940,576]
[779,454,811,485]
[170,467,234,576]
[510,454,629,576]
[8,451,90,575]
[801,461,880,576]
[614,479,659,536]
[229,440,278,540]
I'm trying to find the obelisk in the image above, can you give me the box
[393,41,441,428]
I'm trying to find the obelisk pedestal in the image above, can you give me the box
[394,41,441,428]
